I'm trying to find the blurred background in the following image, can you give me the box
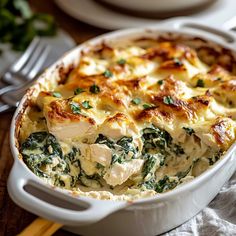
[0,0,236,235]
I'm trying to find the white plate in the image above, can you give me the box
[55,0,236,30]
[0,30,76,76]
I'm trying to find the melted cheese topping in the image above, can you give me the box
[19,38,236,201]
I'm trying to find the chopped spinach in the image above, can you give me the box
[90,84,100,94]
[143,103,155,109]
[96,134,138,164]
[64,147,80,164]
[163,96,174,105]
[183,127,195,136]
[117,58,126,65]
[155,176,178,193]
[142,154,158,178]
[96,163,104,169]
[74,87,85,95]
[111,154,124,164]
[142,126,172,153]
[70,101,81,114]
[45,133,63,158]
[142,178,156,190]
[103,69,113,78]
[172,144,185,156]
[208,150,222,165]
[95,134,114,149]
[141,125,185,157]
[79,171,102,188]
[52,92,62,98]
[117,137,136,154]
[131,97,141,105]
[21,132,63,177]
[196,79,205,88]
[54,174,66,187]
[21,131,48,150]
[21,132,80,188]
[141,175,178,193]
[81,100,93,109]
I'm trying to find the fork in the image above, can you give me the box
[0,38,50,113]
[0,74,41,109]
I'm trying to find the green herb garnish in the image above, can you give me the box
[74,87,85,95]
[196,79,205,87]
[52,92,61,98]
[82,100,93,109]
[70,101,81,114]
[157,80,163,85]
[0,0,57,52]
[90,84,100,94]
[103,69,113,78]
[143,103,154,109]
[131,97,141,105]
[163,96,174,105]
[117,58,126,65]
[182,127,195,136]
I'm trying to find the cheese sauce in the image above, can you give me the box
[19,37,236,200]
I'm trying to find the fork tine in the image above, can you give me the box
[27,45,51,79]
[0,102,11,113]
[20,42,47,77]
[12,37,41,72]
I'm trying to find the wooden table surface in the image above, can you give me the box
[0,1,107,235]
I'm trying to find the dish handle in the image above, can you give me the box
[7,162,128,226]
[153,17,236,48]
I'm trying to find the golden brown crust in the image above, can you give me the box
[19,35,236,150]
[211,118,235,148]
[47,99,95,125]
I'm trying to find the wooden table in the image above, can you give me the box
[0,1,107,235]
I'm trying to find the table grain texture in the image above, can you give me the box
[0,1,107,235]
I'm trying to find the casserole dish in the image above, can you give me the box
[7,18,236,236]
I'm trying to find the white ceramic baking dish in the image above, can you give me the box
[7,18,236,236]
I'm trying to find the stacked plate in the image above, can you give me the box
[54,0,236,30]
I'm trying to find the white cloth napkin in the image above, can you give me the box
[164,172,236,236]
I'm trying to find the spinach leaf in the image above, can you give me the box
[116,137,136,154]
[79,171,102,188]
[111,153,123,164]
[208,150,222,165]
[142,154,158,178]
[96,135,138,164]
[131,97,141,105]
[90,84,100,94]
[172,144,185,156]
[142,126,172,153]
[21,132,63,177]
[182,127,195,136]
[95,134,114,149]
[103,69,113,78]
[155,176,178,193]
[141,175,178,193]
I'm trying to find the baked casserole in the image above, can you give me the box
[18,35,236,200]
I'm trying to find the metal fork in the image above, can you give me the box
[0,38,50,113]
